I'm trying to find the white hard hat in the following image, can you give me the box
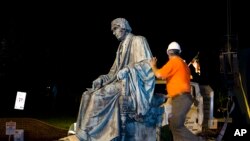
[167,41,181,53]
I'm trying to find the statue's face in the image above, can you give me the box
[112,26,126,41]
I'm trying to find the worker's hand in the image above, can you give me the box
[149,57,157,68]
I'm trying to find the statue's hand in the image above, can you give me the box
[117,67,129,80]
[92,77,102,90]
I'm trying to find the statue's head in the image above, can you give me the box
[111,18,132,41]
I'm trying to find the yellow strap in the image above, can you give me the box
[239,72,250,119]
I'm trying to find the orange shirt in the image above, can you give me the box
[155,56,191,97]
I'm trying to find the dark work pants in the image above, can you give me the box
[169,93,200,141]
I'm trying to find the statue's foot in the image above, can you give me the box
[58,135,80,141]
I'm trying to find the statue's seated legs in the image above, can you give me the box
[118,93,165,141]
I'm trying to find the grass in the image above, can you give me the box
[38,115,77,130]
[23,108,79,130]
[31,111,173,140]
[37,114,173,141]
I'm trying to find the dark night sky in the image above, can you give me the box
[0,1,249,111]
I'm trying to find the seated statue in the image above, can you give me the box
[59,18,164,141]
